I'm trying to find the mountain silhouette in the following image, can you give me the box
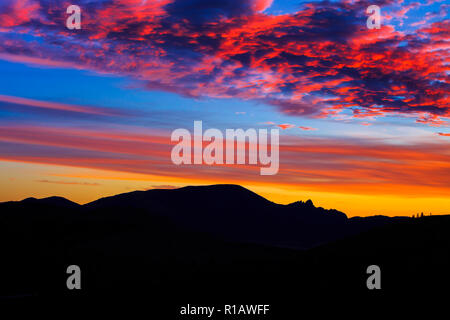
[1,184,449,313]
[0,184,410,252]
[83,184,353,248]
[21,196,81,208]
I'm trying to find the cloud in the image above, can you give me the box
[165,0,254,23]
[149,184,177,189]
[1,124,449,197]
[251,0,273,12]
[277,123,296,130]
[0,0,41,28]
[437,132,450,136]
[298,126,318,131]
[0,94,122,116]
[0,125,170,158]
[36,179,100,186]
[0,0,448,125]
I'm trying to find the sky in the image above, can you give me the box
[0,0,449,216]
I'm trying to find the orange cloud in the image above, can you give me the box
[36,179,101,186]
[0,124,449,200]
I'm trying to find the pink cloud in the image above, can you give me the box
[0,94,118,116]
[298,126,318,131]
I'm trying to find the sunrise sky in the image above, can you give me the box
[0,0,449,216]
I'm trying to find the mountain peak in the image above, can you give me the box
[21,196,80,207]
[287,199,315,208]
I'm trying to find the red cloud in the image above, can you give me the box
[251,0,273,12]
[277,124,296,130]
[0,0,448,125]
[0,0,40,28]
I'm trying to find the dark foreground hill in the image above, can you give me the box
[0,184,449,314]
[83,184,395,248]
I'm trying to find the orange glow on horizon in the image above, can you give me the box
[1,160,449,217]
